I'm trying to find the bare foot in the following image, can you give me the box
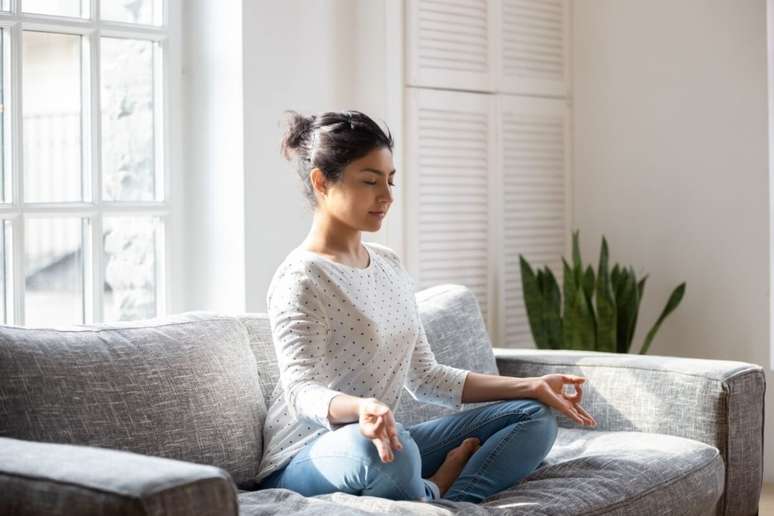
[428,437,481,497]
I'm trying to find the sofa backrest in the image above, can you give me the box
[239,283,499,427]
[0,312,266,490]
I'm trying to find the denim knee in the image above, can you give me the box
[524,400,559,450]
[342,422,422,474]
[360,423,426,499]
[499,400,558,446]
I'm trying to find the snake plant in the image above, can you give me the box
[519,230,686,354]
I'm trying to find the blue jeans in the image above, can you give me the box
[259,399,558,503]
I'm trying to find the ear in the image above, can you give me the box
[310,167,328,197]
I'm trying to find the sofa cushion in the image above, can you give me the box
[0,312,266,490]
[394,284,500,426]
[238,429,722,515]
[237,314,280,414]
[481,428,725,515]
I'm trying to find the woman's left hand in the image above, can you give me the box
[531,374,598,428]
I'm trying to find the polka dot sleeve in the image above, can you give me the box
[267,269,342,431]
[404,314,469,411]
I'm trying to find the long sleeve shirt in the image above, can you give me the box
[255,241,469,484]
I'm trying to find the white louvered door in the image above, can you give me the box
[402,0,572,348]
[405,88,497,333]
[497,95,571,348]
[405,0,497,92]
[497,0,570,96]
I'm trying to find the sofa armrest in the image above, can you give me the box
[0,437,238,516]
[493,347,766,516]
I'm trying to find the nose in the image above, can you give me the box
[380,184,394,204]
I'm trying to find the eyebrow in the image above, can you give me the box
[360,168,396,176]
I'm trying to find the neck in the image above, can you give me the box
[303,210,363,256]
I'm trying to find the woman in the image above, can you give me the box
[256,110,597,503]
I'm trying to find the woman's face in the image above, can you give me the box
[315,146,395,232]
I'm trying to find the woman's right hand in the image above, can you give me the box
[358,397,403,463]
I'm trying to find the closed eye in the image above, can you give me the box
[364,181,397,187]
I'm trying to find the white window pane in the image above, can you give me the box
[101,37,155,201]
[101,0,161,25]
[103,216,158,321]
[23,0,82,17]
[25,218,84,327]
[23,31,82,203]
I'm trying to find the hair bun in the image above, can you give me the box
[280,111,316,160]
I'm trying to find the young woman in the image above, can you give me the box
[256,110,597,503]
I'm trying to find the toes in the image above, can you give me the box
[464,437,480,450]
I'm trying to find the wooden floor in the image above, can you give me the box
[762,483,774,515]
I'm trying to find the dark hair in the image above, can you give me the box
[280,110,394,208]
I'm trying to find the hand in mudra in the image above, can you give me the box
[533,374,598,427]
[358,398,403,463]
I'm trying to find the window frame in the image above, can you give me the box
[0,0,181,326]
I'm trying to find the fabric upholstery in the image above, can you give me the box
[494,348,765,516]
[0,282,763,515]
[237,428,724,515]
[0,312,266,490]
[0,436,238,516]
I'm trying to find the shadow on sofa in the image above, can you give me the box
[0,284,765,515]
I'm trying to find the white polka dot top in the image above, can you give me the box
[255,241,469,484]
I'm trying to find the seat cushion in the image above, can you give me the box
[0,312,266,490]
[238,430,722,515]
[481,428,725,515]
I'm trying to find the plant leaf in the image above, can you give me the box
[544,266,563,349]
[595,236,617,352]
[629,274,648,346]
[520,255,549,348]
[615,268,638,353]
[639,282,686,355]
[563,258,596,350]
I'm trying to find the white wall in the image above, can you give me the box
[572,0,772,481]
[181,1,246,312]
[242,0,399,313]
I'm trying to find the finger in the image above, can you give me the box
[372,437,393,462]
[569,402,594,427]
[373,415,385,433]
[575,403,598,427]
[383,411,403,451]
[562,375,586,384]
[563,383,582,403]
[563,402,586,425]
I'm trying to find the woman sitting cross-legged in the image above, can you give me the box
[256,109,597,503]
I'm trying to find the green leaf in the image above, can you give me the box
[563,258,596,350]
[639,282,686,355]
[572,229,582,273]
[581,264,597,341]
[543,266,563,349]
[594,236,617,352]
[629,274,648,346]
[520,255,549,348]
[615,268,638,353]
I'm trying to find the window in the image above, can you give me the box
[0,0,174,326]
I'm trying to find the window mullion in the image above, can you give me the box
[90,25,103,323]
[10,21,23,325]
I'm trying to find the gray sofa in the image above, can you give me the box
[0,284,765,515]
